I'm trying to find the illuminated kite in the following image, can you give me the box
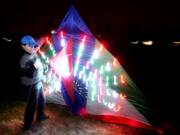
[37,5,152,129]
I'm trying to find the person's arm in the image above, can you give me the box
[33,36,46,53]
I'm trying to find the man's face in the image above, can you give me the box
[22,45,34,54]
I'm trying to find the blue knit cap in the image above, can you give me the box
[21,35,37,47]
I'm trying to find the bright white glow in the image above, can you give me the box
[106,62,111,71]
[99,44,103,51]
[90,57,94,64]
[108,103,115,109]
[51,55,70,77]
[61,31,64,38]
[74,70,77,76]
[113,75,118,85]
[173,41,180,46]
[112,91,118,98]
[77,36,85,58]
[82,66,86,74]
[90,49,99,64]
[79,71,82,79]
[49,44,53,50]
[60,31,66,47]
[76,39,85,70]
[76,57,80,65]
[61,39,66,47]
[83,74,86,82]
[74,58,80,75]
[93,49,99,59]
[142,40,153,46]
[50,30,56,34]
[54,79,61,91]
[82,35,86,42]
[91,90,96,101]
[48,86,53,94]
[79,43,84,52]
[173,41,180,44]
[77,52,82,60]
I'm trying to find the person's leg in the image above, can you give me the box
[37,86,45,117]
[24,85,39,128]
[37,84,49,121]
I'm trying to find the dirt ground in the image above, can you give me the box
[0,101,159,135]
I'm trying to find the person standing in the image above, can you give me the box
[20,35,49,130]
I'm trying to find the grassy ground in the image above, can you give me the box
[0,101,159,135]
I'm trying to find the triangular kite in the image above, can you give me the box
[38,5,152,129]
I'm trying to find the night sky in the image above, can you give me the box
[1,0,180,37]
[0,0,180,131]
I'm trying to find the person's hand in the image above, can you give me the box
[34,59,42,69]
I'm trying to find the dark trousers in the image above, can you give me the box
[24,82,45,126]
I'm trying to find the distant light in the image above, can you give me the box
[2,37,12,42]
[130,41,139,44]
[172,41,180,46]
[142,40,153,46]
[50,30,56,34]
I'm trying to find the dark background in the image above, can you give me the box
[0,0,180,133]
